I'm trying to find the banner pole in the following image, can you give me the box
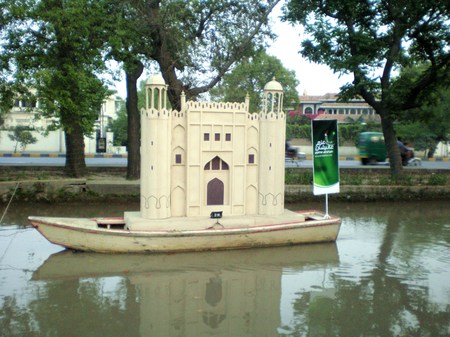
[325,194,329,219]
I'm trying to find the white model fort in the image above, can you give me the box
[125,74,286,227]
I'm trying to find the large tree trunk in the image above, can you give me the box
[380,115,403,178]
[64,123,86,178]
[125,61,144,180]
[427,145,436,158]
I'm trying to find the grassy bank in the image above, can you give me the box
[0,167,449,203]
[285,168,449,187]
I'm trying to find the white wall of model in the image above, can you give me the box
[140,75,286,219]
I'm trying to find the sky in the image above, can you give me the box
[266,2,352,96]
[113,2,353,98]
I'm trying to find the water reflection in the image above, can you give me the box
[32,244,338,336]
[1,200,449,336]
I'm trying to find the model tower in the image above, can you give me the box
[141,74,171,219]
[258,78,286,215]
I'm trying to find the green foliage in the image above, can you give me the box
[428,174,448,186]
[109,104,127,147]
[286,120,382,145]
[286,124,311,141]
[285,169,313,185]
[210,49,299,112]
[2,0,111,176]
[287,114,311,125]
[283,0,450,176]
[395,77,450,156]
[7,125,37,152]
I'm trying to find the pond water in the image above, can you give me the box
[1,200,449,337]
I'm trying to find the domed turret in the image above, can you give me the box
[145,74,168,110]
[263,77,284,114]
[146,74,166,86]
[264,77,283,92]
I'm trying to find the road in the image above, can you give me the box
[285,159,449,170]
[0,156,449,169]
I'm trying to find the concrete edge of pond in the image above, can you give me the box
[0,178,449,203]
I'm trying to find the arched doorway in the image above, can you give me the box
[207,178,224,205]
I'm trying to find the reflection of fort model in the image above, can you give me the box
[33,244,339,336]
[133,75,285,223]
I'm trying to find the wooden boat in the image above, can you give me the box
[28,210,340,254]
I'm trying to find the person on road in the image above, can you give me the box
[397,139,412,166]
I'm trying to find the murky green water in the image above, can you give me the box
[1,201,449,337]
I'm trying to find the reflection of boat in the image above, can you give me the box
[29,211,340,254]
[32,243,339,336]
[32,242,339,280]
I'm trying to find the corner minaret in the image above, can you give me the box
[258,78,286,215]
[141,74,171,219]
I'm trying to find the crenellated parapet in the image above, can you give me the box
[185,101,249,113]
[171,110,186,119]
[141,108,171,119]
[247,112,259,121]
[259,111,286,120]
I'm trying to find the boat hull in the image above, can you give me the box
[29,211,341,254]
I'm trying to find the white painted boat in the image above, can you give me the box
[28,210,340,254]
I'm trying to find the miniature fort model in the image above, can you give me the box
[29,74,340,253]
[125,75,287,228]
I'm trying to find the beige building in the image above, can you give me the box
[1,93,122,153]
[3,92,121,130]
[293,92,380,123]
[140,75,286,219]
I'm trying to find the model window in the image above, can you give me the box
[204,133,210,141]
[249,154,255,164]
[204,156,229,171]
[212,156,220,169]
[225,133,231,141]
[215,133,220,141]
[175,154,182,164]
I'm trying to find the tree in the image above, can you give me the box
[8,125,37,152]
[105,0,281,179]
[283,0,450,177]
[209,49,299,112]
[396,85,450,157]
[109,104,128,147]
[2,0,109,177]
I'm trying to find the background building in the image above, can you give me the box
[0,93,122,154]
[291,92,380,123]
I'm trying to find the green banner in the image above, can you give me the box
[312,120,340,195]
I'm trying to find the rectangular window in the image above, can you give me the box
[249,154,255,164]
[215,133,220,141]
[204,133,210,141]
[225,133,231,141]
[175,154,182,164]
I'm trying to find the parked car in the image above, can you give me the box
[358,132,387,165]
